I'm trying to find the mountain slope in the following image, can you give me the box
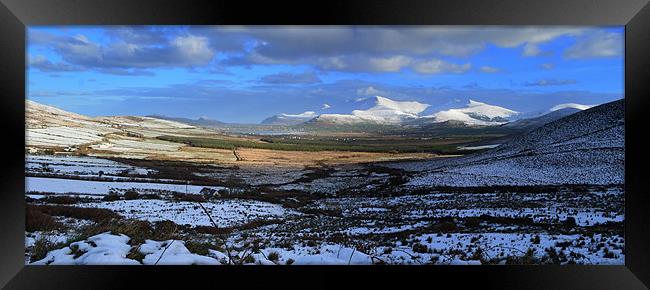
[502,107,581,131]
[261,111,317,125]
[422,100,519,126]
[26,101,195,150]
[148,115,225,127]
[391,99,624,186]
[308,96,429,125]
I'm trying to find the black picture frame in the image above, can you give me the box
[0,0,648,289]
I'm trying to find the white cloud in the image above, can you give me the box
[540,63,555,70]
[367,55,412,72]
[171,35,215,65]
[522,43,541,56]
[525,79,577,86]
[479,66,500,73]
[564,31,623,59]
[321,104,331,110]
[412,59,471,74]
[357,86,388,96]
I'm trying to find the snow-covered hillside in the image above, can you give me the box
[261,111,318,125]
[503,107,581,131]
[423,100,519,126]
[392,99,624,186]
[26,100,197,150]
[312,96,429,125]
[550,103,594,112]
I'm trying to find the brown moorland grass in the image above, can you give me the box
[26,207,64,232]
[28,204,121,222]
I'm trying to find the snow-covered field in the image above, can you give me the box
[26,176,224,195]
[26,155,156,177]
[75,199,298,227]
[28,230,623,265]
[24,100,625,265]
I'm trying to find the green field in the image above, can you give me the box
[157,134,498,154]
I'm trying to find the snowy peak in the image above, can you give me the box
[465,100,518,118]
[550,103,593,112]
[427,99,519,126]
[371,96,429,115]
[315,96,429,125]
[280,111,317,118]
[261,111,318,125]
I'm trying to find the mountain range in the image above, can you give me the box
[264,96,594,129]
[394,99,624,186]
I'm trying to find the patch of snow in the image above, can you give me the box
[31,232,140,265]
[26,177,224,195]
[550,103,593,112]
[72,199,298,227]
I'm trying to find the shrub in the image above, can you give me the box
[152,220,178,240]
[286,258,295,265]
[267,251,280,262]
[141,193,161,200]
[69,244,86,259]
[562,217,577,228]
[42,195,79,205]
[123,190,139,200]
[126,247,145,263]
[173,193,205,202]
[26,207,63,232]
[506,248,538,264]
[185,241,212,256]
[30,204,121,222]
[439,221,458,232]
[217,189,229,197]
[103,192,120,202]
[194,225,233,235]
[531,235,541,244]
[79,219,154,245]
[603,248,617,259]
[412,243,429,254]
[30,235,60,263]
[244,254,256,264]
[464,218,481,228]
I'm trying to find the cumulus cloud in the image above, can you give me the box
[540,63,555,70]
[525,79,577,86]
[564,30,623,59]
[356,86,388,97]
[28,26,621,76]
[411,59,471,74]
[198,26,589,73]
[29,55,80,72]
[479,66,500,73]
[522,43,542,56]
[260,71,321,84]
[321,103,331,110]
[29,28,216,73]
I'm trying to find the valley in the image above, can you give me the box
[24,98,625,265]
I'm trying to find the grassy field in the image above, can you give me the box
[157,134,494,154]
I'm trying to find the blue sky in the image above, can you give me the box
[27,26,624,123]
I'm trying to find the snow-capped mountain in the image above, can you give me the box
[550,103,594,112]
[397,99,624,187]
[515,103,594,120]
[421,100,519,126]
[309,96,429,125]
[260,96,598,129]
[503,107,582,131]
[261,111,318,125]
[147,115,225,127]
